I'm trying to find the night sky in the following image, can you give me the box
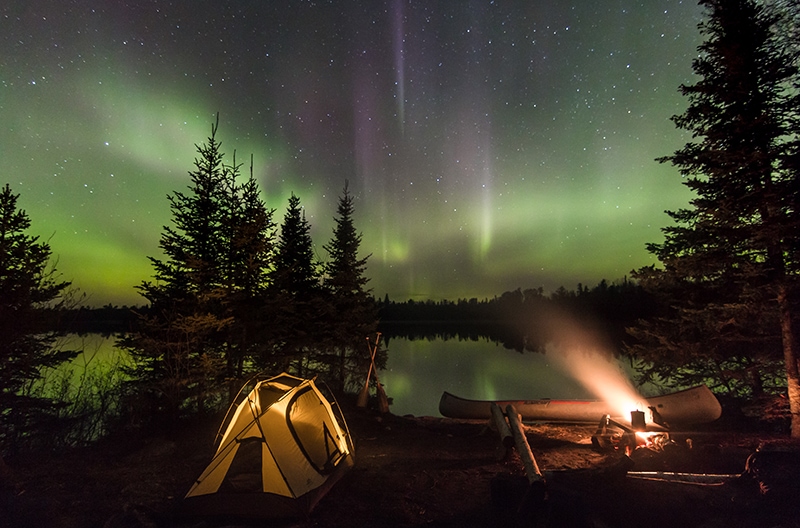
[2,1,702,307]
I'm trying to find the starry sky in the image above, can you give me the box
[2,1,702,307]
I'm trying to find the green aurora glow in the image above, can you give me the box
[2,1,701,305]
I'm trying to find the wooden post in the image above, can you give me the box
[490,402,514,448]
[506,404,544,484]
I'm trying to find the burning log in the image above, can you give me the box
[592,411,671,453]
[592,414,632,452]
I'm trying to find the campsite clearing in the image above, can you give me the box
[3,400,799,527]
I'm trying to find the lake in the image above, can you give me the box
[380,337,596,417]
[58,334,637,417]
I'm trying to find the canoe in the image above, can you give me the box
[438,385,722,425]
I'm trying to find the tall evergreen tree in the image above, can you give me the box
[123,118,274,420]
[274,193,318,295]
[631,0,800,436]
[269,193,322,370]
[0,184,75,453]
[322,182,378,390]
[220,161,277,381]
[125,119,231,420]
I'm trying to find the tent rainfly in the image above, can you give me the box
[184,373,355,519]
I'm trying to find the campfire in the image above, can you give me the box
[542,318,681,455]
[592,409,671,454]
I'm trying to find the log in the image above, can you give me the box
[506,404,544,484]
[490,402,514,448]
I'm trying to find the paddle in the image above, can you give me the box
[356,334,379,408]
[357,332,389,413]
[372,359,390,414]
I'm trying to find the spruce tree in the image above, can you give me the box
[322,182,378,390]
[324,183,371,296]
[632,0,800,436]
[124,119,275,419]
[274,194,318,296]
[220,160,277,382]
[269,193,322,371]
[0,184,74,453]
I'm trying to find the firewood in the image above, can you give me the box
[490,402,514,449]
[506,404,544,484]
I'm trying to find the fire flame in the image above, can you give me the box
[543,313,647,423]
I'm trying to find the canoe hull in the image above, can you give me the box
[438,385,722,425]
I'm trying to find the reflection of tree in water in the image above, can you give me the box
[378,279,657,353]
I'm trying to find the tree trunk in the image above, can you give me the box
[777,284,800,438]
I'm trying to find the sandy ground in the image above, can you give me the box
[3,402,800,528]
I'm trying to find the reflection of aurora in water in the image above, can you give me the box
[40,334,129,398]
[380,337,597,417]
[58,335,645,419]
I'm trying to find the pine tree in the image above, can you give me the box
[125,120,231,419]
[268,193,323,370]
[322,182,378,390]
[632,0,800,436]
[0,184,75,453]
[220,158,277,383]
[324,183,371,295]
[274,194,318,296]
[123,118,275,420]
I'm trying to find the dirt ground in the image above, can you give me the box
[3,401,800,528]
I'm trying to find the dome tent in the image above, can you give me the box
[184,373,355,519]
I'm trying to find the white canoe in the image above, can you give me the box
[438,385,722,425]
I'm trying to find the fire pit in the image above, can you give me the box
[592,410,671,454]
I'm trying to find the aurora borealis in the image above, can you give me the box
[2,1,702,306]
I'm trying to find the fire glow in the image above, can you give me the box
[544,316,648,425]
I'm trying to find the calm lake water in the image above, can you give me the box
[59,335,619,417]
[380,337,595,417]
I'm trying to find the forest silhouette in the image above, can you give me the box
[4,0,800,453]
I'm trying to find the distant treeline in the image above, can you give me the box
[61,277,656,354]
[378,278,657,352]
[55,305,141,335]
